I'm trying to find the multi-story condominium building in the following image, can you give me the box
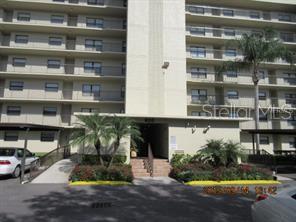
[0,0,295,162]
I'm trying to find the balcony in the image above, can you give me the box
[186,5,296,29]
[0,63,125,79]
[0,17,126,38]
[186,48,294,68]
[0,41,126,59]
[1,0,126,17]
[188,95,296,108]
[1,114,72,127]
[186,26,296,48]
[0,88,125,103]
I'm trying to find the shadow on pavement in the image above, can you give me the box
[0,184,255,222]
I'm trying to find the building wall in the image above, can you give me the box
[168,120,240,159]
[126,0,187,116]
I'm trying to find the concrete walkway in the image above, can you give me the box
[31,159,75,184]
[133,177,181,186]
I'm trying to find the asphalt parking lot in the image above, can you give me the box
[0,174,294,222]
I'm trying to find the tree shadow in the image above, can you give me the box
[0,184,255,222]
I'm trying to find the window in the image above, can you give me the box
[188,6,204,14]
[123,19,127,29]
[13,58,26,67]
[86,18,104,28]
[4,132,19,141]
[122,63,126,75]
[50,15,64,24]
[287,114,296,126]
[259,91,267,100]
[17,12,31,21]
[87,0,104,5]
[191,111,209,116]
[252,30,263,37]
[7,106,21,115]
[122,41,126,52]
[289,138,296,148]
[250,11,260,19]
[225,48,236,57]
[190,47,206,58]
[278,13,292,22]
[82,84,100,96]
[121,86,125,98]
[85,39,102,51]
[191,89,207,102]
[280,33,294,43]
[53,0,65,2]
[43,107,57,116]
[40,132,55,142]
[49,37,63,46]
[259,70,266,80]
[81,108,99,113]
[224,28,235,37]
[9,81,24,91]
[260,136,269,145]
[226,70,237,77]
[223,9,234,17]
[191,67,207,79]
[47,59,61,69]
[45,83,59,92]
[190,27,205,36]
[227,90,239,99]
[283,73,296,85]
[259,111,268,121]
[84,61,102,74]
[15,35,28,44]
[285,93,296,107]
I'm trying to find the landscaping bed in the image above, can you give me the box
[69,164,133,184]
[169,140,276,185]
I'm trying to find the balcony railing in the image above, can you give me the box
[186,5,296,23]
[0,64,126,76]
[189,95,296,108]
[6,0,127,7]
[0,89,125,102]
[186,26,296,43]
[186,48,293,65]
[2,16,126,30]
[1,41,126,53]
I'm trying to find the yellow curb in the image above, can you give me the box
[69,181,132,186]
[185,180,281,186]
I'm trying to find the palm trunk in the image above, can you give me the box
[108,140,120,168]
[253,69,260,154]
[95,140,104,166]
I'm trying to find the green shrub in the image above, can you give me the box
[81,155,127,165]
[170,162,272,182]
[70,164,133,182]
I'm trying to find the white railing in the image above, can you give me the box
[186,26,296,43]
[0,64,126,76]
[1,41,126,53]
[1,88,125,102]
[186,5,296,23]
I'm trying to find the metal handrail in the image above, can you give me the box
[147,144,154,177]
[28,145,71,181]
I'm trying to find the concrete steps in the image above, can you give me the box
[131,158,171,177]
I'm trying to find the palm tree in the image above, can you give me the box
[223,140,243,167]
[220,28,294,154]
[197,139,226,167]
[70,114,109,166]
[107,116,142,168]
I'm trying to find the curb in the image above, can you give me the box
[185,180,281,186]
[69,181,132,186]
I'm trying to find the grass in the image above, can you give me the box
[185,180,281,186]
[69,181,132,186]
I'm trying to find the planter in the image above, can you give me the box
[131,150,137,158]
